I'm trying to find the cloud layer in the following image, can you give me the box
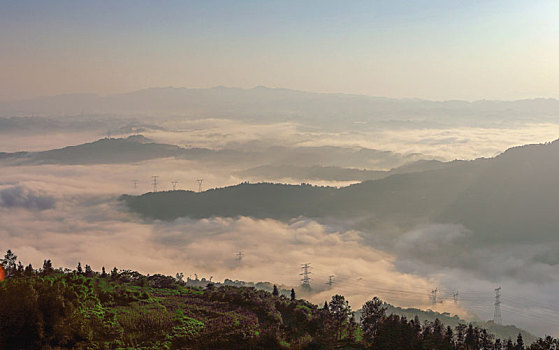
[0,185,55,210]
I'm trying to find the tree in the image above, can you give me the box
[272,285,279,297]
[516,333,524,350]
[24,264,34,277]
[41,260,54,276]
[76,262,83,275]
[347,313,358,343]
[480,328,494,350]
[176,272,184,282]
[1,250,17,277]
[290,288,296,301]
[361,297,386,346]
[84,264,93,277]
[0,280,43,348]
[494,338,502,350]
[101,266,106,277]
[323,301,329,310]
[444,326,454,349]
[328,294,353,342]
[16,261,24,276]
[465,323,479,349]
[111,267,118,280]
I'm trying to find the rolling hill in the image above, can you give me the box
[122,139,559,245]
[0,135,423,170]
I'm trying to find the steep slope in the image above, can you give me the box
[440,140,559,243]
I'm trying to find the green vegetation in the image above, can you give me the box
[0,250,557,349]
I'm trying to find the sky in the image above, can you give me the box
[1,0,559,101]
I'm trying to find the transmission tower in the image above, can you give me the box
[452,291,459,304]
[132,179,138,189]
[326,275,335,288]
[431,288,438,305]
[196,179,204,192]
[300,263,312,290]
[171,181,179,191]
[152,176,159,192]
[494,287,502,324]
[236,251,243,262]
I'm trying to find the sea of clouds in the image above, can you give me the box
[2,118,559,335]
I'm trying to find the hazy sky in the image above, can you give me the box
[1,0,559,101]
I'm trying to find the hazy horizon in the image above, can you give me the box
[2,1,559,101]
[5,85,559,103]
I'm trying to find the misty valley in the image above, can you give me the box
[1,87,559,349]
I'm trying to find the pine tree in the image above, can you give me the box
[16,261,24,276]
[272,284,279,296]
[84,264,93,277]
[444,326,454,349]
[323,301,329,310]
[494,338,503,350]
[101,266,106,277]
[24,264,34,276]
[361,297,386,346]
[516,333,524,350]
[1,250,17,277]
[329,294,352,342]
[111,267,118,280]
[76,262,83,274]
[42,260,54,275]
[290,288,296,301]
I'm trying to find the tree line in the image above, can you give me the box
[0,248,557,349]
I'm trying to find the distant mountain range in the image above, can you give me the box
[3,86,559,125]
[122,139,559,245]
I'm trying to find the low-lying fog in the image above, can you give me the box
[2,98,559,336]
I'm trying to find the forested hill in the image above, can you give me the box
[121,159,484,222]
[0,251,547,349]
[122,139,559,243]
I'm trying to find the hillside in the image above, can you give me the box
[380,305,537,345]
[121,160,486,225]
[122,139,559,243]
[0,260,545,349]
[189,277,537,344]
[0,135,422,170]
